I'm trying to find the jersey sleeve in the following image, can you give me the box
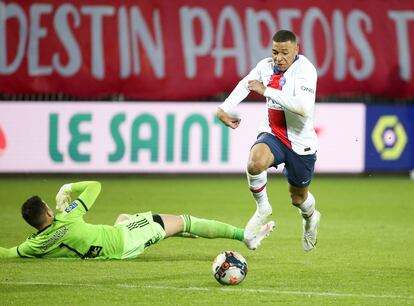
[16,240,39,258]
[73,181,101,211]
[263,64,317,116]
[56,181,102,221]
[0,246,19,258]
[218,62,262,113]
[2,234,47,258]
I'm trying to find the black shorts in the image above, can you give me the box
[152,214,165,229]
[254,133,316,187]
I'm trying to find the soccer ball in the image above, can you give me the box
[212,251,248,285]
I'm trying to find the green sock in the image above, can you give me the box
[181,215,244,241]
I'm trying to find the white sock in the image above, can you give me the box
[298,192,315,219]
[246,171,270,212]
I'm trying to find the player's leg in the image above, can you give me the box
[161,214,244,240]
[289,185,313,217]
[247,143,274,208]
[157,214,184,236]
[114,214,131,225]
[245,134,281,240]
[289,185,320,252]
[160,214,274,250]
[285,152,320,251]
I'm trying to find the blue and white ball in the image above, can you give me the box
[212,251,248,285]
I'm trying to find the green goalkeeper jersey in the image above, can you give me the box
[1,181,124,259]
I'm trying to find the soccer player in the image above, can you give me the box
[0,181,274,259]
[217,30,320,252]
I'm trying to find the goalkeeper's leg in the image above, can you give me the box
[114,214,131,225]
[160,214,244,241]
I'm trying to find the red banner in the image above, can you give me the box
[0,0,413,99]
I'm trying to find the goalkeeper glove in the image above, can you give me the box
[55,183,73,212]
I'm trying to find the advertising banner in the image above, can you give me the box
[0,102,365,173]
[0,1,413,99]
[365,105,414,171]
[314,103,366,173]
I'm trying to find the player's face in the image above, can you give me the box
[272,40,299,72]
[44,202,54,218]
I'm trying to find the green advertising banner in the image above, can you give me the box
[0,102,365,173]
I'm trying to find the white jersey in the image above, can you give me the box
[219,55,318,155]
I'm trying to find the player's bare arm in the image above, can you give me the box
[216,107,241,129]
[247,80,266,96]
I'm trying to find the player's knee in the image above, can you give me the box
[247,159,267,175]
[290,193,305,206]
[160,214,185,237]
[115,214,129,224]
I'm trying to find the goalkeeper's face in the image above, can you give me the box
[44,202,54,218]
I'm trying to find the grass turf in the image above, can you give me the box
[0,175,413,305]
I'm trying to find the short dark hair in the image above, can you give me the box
[22,196,47,228]
[272,30,297,43]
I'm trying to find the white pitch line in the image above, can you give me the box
[1,281,413,300]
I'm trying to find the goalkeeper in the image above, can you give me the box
[0,181,274,259]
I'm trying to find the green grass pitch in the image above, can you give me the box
[0,175,413,305]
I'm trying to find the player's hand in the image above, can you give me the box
[55,183,73,212]
[248,80,266,95]
[216,108,241,129]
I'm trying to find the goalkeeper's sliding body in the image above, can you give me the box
[0,181,274,259]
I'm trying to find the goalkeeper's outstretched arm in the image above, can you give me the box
[56,181,101,212]
[0,246,19,258]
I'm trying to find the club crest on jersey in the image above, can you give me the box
[65,202,78,213]
[279,77,286,86]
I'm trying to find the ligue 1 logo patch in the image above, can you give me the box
[65,202,78,213]
[279,77,286,86]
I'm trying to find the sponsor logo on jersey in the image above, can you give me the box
[65,202,78,213]
[300,86,315,94]
[279,77,286,86]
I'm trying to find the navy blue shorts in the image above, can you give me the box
[254,133,316,187]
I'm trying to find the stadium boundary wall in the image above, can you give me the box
[0,102,412,173]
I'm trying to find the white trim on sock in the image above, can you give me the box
[298,192,315,218]
[247,170,269,207]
